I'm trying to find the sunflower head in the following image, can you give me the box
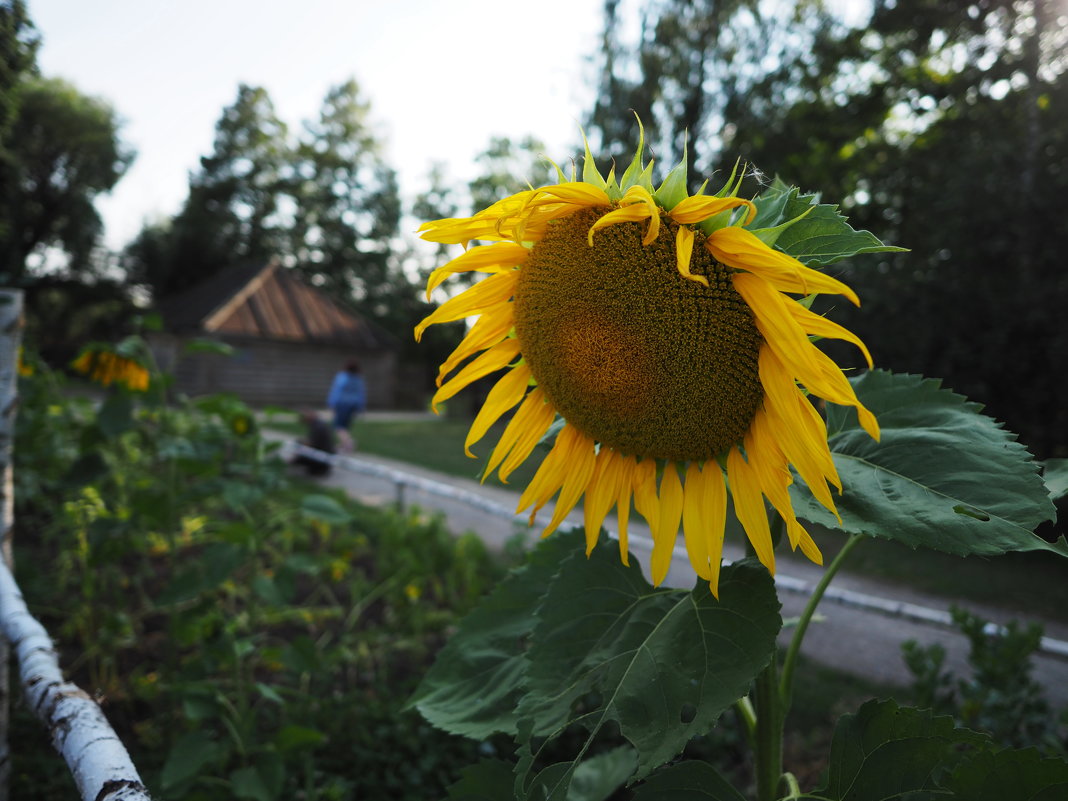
[72,346,150,392]
[416,129,880,596]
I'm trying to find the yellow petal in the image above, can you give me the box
[792,520,823,565]
[431,338,521,412]
[425,242,528,298]
[788,301,873,368]
[436,302,515,386]
[632,458,660,541]
[584,448,624,555]
[516,424,573,518]
[675,227,708,285]
[669,194,756,225]
[587,204,654,246]
[650,462,684,586]
[531,182,611,207]
[483,387,554,481]
[707,226,860,305]
[683,460,730,594]
[726,447,776,575]
[415,270,519,341]
[743,412,802,549]
[614,453,638,566]
[734,272,823,379]
[464,364,532,457]
[540,427,598,538]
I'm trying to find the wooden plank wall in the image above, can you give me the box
[150,335,398,409]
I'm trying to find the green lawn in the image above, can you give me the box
[274,414,1068,626]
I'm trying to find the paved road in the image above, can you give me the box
[272,430,1068,707]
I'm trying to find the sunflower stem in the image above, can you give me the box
[753,515,786,801]
[778,533,866,713]
[754,654,783,801]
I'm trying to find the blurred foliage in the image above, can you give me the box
[586,0,1068,459]
[903,606,1067,755]
[0,73,132,282]
[12,357,507,800]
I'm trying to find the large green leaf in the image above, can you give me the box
[630,760,748,800]
[516,546,780,799]
[789,370,1063,558]
[943,747,1068,800]
[815,699,988,800]
[407,531,582,739]
[749,178,905,266]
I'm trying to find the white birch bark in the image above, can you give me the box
[0,290,151,800]
[0,289,22,800]
[0,561,151,800]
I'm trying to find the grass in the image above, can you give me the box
[268,413,1068,626]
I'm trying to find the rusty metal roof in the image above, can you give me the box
[157,261,396,350]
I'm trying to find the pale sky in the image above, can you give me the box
[30,0,606,250]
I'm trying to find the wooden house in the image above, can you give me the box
[149,261,398,408]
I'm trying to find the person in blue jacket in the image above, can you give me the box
[327,360,366,452]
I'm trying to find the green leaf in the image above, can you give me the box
[789,371,1063,558]
[443,760,515,801]
[630,760,748,801]
[274,724,325,752]
[516,545,781,797]
[96,392,133,438]
[817,699,989,800]
[569,747,637,801]
[231,765,278,801]
[749,178,905,266]
[300,493,351,525]
[183,338,234,357]
[1042,458,1068,501]
[157,543,245,605]
[408,530,581,738]
[161,733,225,791]
[943,747,1068,800]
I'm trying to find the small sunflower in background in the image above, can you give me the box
[71,346,150,392]
[17,346,34,377]
[416,131,880,596]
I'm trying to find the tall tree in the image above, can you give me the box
[0,0,38,143]
[287,79,404,326]
[127,84,288,296]
[586,0,763,181]
[0,76,132,282]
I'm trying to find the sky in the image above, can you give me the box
[30,0,607,250]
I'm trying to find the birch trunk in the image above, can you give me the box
[0,289,22,800]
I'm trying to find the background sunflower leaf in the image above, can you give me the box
[941,746,1068,800]
[407,529,582,739]
[515,543,781,798]
[442,760,515,801]
[749,177,905,266]
[789,370,1063,558]
[813,699,990,800]
[630,760,748,800]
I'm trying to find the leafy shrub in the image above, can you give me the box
[12,364,506,800]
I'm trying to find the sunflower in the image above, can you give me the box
[72,348,150,392]
[415,135,879,595]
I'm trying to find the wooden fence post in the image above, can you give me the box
[0,288,23,801]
